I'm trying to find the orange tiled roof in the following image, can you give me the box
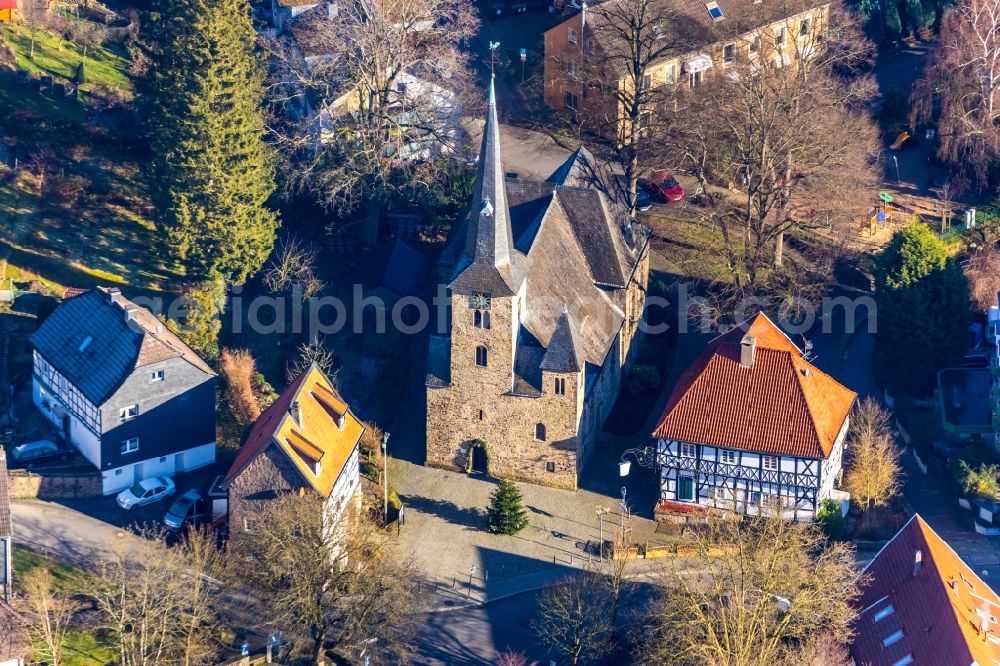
[651,312,855,459]
[852,514,1000,666]
[224,364,365,498]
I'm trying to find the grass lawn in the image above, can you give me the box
[13,548,116,666]
[0,23,179,295]
[7,23,132,92]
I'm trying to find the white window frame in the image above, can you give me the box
[775,26,786,46]
[119,404,139,423]
[723,43,735,65]
[665,64,676,84]
[763,455,779,470]
[121,437,139,455]
[680,443,697,457]
[151,370,165,382]
[720,449,737,464]
[568,27,578,44]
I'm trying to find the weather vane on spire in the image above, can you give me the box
[488,41,501,78]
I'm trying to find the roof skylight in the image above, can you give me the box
[706,1,725,21]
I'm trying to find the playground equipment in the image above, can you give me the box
[890,130,910,151]
[866,192,895,235]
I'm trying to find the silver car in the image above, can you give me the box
[116,476,176,511]
[164,489,203,530]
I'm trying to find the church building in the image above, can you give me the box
[425,79,650,489]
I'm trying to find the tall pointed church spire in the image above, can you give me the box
[449,74,517,295]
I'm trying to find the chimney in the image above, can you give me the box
[740,335,757,368]
[335,411,345,430]
[124,304,139,321]
[290,400,302,428]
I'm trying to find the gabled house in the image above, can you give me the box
[0,599,30,666]
[425,79,650,489]
[852,514,1000,666]
[29,288,217,495]
[651,312,855,520]
[0,0,16,25]
[224,364,365,536]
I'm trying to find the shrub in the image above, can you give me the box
[953,459,1000,500]
[388,490,402,511]
[816,499,846,540]
[626,364,661,396]
[220,348,261,426]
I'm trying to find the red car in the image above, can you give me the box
[647,170,685,203]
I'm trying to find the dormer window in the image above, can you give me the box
[78,335,93,353]
[913,549,923,575]
[705,1,724,21]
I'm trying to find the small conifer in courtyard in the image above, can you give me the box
[487,479,529,535]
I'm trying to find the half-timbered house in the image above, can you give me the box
[651,312,855,520]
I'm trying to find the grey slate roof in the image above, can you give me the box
[0,449,10,538]
[450,78,517,296]
[30,288,216,405]
[540,310,584,373]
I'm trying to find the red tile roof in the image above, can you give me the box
[652,312,856,459]
[852,514,1000,666]
[224,364,365,498]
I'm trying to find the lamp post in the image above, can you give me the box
[596,505,610,560]
[618,445,659,477]
[381,432,390,524]
[468,565,477,598]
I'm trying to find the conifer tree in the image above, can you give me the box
[144,0,279,284]
[487,479,529,536]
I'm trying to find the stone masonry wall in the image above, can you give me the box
[7,470,103,499]
[227,444,303,539]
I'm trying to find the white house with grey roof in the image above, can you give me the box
[425,78,650,489]
[30,288,217,494]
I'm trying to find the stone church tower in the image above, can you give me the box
[426,78,650,489]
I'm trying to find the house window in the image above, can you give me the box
[723,43,735,65]
[642,73,652,92]
[568,27,578,44]
[665,64,677,84]
[564,60,576,76]
[762,455,778,470]
[800,18,811,36]
[473,310,491,329]
[873,605,895,621]
[121,437,139,455]
[151,370,165,382]
[678,475,695,501]
[546,461,555,472]
[680,443,697,457]
[882,630,904,647]
[750,37,760,54]
[159,456,167,463]
[535,423,547,441]
[476,346,488,367]
[244,518,257,533]
[688,71,702,89]
[115,468,123,476]
[775,27,786,46]
[478,410,484,420]
[119,404,139,423]
[554,378,567,395]
[565,91,578,110]
[639,112,651,132]
[720,449,737,464]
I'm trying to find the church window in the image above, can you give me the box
[535,423,547,441]
[474,310,491,329]
[476,346,488,367]
[554,378,566,395]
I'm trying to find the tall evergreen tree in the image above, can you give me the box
[487,479,529,536]
[144,0,278,284]
[874,223,969,396]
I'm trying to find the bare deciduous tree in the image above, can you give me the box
[92,531,223,666]
[286,337,338,383]
[263,235,323,298]
[70,19,107,59]
[661,1,879,292]
[263,0,478,214]
[495,650,530,666]
[844,397,902,520]
[21,568,74,666]
[20,0,50,60]
[233,494,421,665]
[964,242,1000,314]
[642,515,862,666]
[532,573,613,666]
[912,0,1000,191]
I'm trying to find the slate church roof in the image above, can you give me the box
[652,312,855,459]
[439,81,648,376]
[30,288,215,405]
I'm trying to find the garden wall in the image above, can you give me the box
[7,469,102,499]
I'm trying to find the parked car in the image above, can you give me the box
[649,169,684,203]
[116,477,176,511]
[9,439,66,466]
[647,170,685,203]
[163,489,204,530]
[630,182,653,212]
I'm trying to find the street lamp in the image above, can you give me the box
[381,432,390,523]
[596,505,611,560]
[618,446,659,477]
[468,565,477,598]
